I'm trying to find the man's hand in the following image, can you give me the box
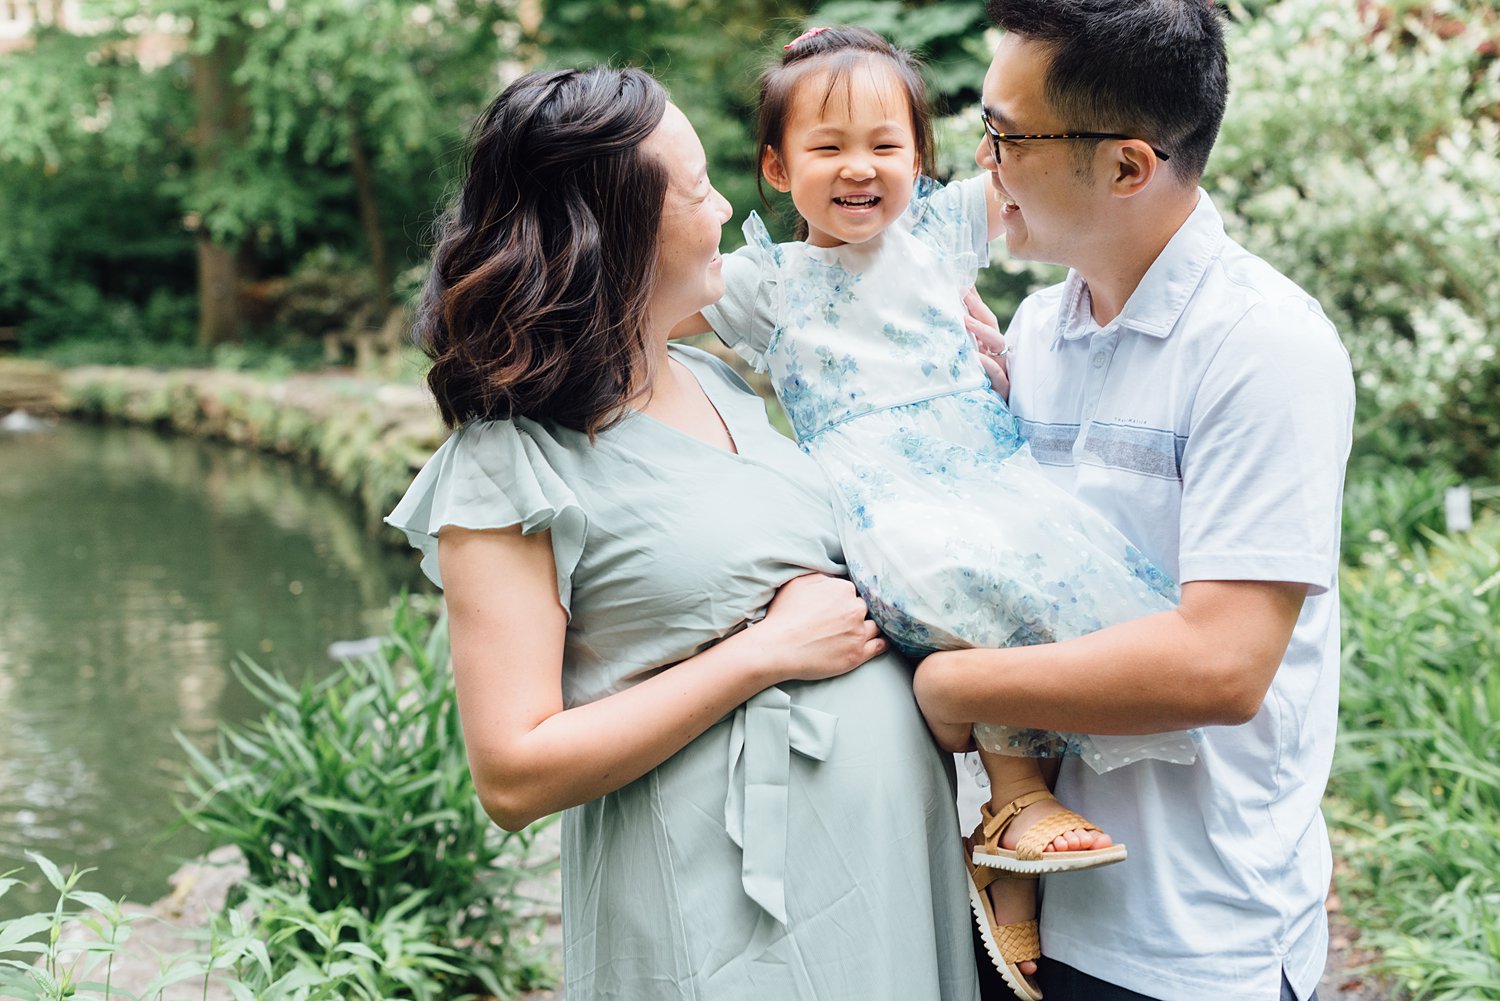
[964,287,1009,400]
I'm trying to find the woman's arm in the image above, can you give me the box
[440,524,885,831]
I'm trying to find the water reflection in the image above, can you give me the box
[0,422,429,919]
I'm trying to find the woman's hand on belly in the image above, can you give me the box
[743,573,888,682]
[440,532,886,831]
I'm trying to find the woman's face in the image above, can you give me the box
[645,103,733,332]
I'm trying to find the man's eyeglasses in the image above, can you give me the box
[981,109,1170,164]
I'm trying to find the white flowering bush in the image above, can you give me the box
[1211,0,1500,474]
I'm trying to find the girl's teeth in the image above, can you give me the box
[836,196,878,206]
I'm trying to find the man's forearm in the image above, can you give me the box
[914,579,1306,736]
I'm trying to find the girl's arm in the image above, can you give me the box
[670,311,712,338]
[440,524,886,831]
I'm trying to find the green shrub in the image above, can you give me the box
[1212,0,1500,476]
[0,600,555,1000]
[178,596,553,998]
[1341,463,1463,564]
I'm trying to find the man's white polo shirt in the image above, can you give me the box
[1006,191,1354,1001]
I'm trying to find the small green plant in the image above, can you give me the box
[178,596,554,998]
[0,855,139,1001]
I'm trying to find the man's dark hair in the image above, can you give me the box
[986,0,1228,181]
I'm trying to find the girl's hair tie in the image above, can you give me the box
[785,26,830,50]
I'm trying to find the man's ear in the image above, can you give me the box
[761,145,792,193]
[1110,141,1159,199]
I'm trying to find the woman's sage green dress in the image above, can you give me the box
[387,345,980,1001]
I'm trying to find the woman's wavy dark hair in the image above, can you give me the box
[418,67,669,434]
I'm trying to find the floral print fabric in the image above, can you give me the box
[711,177,1199,771]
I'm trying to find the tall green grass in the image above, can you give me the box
[1335,466,1500,1000]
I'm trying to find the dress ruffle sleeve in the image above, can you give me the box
[702,212,783,373]
[904,175,992,285]
[384,420,587,613]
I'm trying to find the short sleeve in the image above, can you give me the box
[702,212,781,372]
[1177,298,1353,594]
[384,420,587,611]
[905,174,992,275]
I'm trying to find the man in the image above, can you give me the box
[915,2,1354,1000]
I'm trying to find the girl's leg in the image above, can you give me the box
[974,750,1115,977]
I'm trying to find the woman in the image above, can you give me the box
[387,67,980,1000]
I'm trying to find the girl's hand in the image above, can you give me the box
[748,573,887,683]
[964,287,1010,401]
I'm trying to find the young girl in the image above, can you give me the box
[677,26,1200,1000]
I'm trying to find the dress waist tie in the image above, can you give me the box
[723,685,839,926]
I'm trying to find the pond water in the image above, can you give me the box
[0,421,429,920]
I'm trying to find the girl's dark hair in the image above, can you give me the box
[986,0,1228,182]
[418,67,669,434]
[755,26,935,223]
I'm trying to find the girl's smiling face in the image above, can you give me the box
[762,61,920,249]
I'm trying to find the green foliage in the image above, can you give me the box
[0,1,510,346]
[811,0,990,110]
[0,853,553,1000]
[539,0,817,248]
[210,882,516,1001]
[0,102,194,345]
[1335,495,1500,1000]
[1211,0,1500,476]
[0,855,137,1001]
[0,600,554,999]
[1340,463,1468,564]
[39,334,325,373]
[264,248,382,341]
[177,599,544,972]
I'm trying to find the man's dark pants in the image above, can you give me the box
[972,926,1317,1001]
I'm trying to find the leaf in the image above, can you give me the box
[24,853,68,893]
[0,914,56,951]
[332,941,382,963]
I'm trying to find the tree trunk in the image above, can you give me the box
[195,235,241,346]
[189,30,248,346]
[346,108,392,307]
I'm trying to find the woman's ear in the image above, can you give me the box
[761,145,792,193]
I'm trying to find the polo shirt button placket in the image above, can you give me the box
[1073,332,1118,461]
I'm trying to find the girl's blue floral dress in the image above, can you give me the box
[703,176,1198,771]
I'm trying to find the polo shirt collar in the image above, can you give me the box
[1052,189,1226,343]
